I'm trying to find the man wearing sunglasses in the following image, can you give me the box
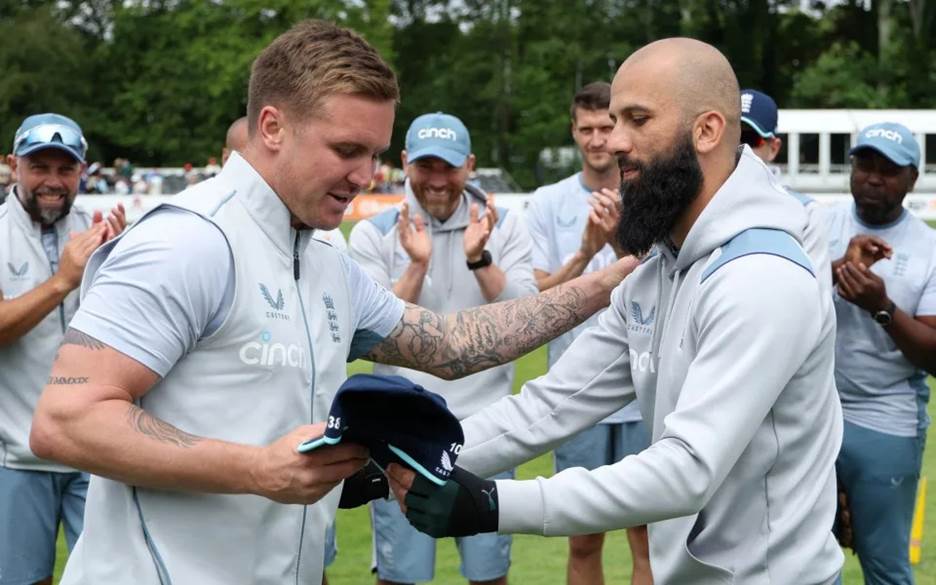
[0,113,125,585]
[825,123,936,585]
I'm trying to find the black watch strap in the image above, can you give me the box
[466,250,492,270]
[872,300,896,326]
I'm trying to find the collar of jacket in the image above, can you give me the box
[216,152,305,258]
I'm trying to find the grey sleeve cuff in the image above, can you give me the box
[67,319,168,377]
[495,478,547,535]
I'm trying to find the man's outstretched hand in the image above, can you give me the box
[387,463,499,538]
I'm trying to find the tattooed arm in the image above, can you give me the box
[364,256,640,379]
[30,328,367,503]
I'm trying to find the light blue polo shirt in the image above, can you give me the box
[72,208,402,377]
[825,202,936,437]
[525,172,639,424]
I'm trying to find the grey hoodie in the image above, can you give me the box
[349,180,536,419]
[458,148,844,584]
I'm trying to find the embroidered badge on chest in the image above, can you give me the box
[7,261,29,281]
[323,292,341,343]
[260,282,290,321]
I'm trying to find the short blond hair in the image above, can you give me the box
[247,20,399,133]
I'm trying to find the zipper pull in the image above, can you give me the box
[293,232,301,281]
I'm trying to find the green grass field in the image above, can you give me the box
[52,219,936,583]
[50,354,936,584]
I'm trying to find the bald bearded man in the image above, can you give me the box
[388,38,843,584]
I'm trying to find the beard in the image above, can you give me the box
[19,185,75,226]
[615,131,703,256]
[410,183,461,222]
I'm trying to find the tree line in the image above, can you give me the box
[1,0,933,189]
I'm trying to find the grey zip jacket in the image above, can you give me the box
[0,190,90,471]
[458,148,844,584]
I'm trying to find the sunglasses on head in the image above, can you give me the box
[13,124,87,159]
[740,130,767,148]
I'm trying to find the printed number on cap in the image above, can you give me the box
[328,416,342,430]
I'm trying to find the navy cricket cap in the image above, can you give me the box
[297,374,464,486]
[13,113,87,163]
[740,89,778,138]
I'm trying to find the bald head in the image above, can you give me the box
[222,116,249,166]
[606,38,744,250]
[614,38,740,147]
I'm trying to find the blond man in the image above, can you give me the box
[30,20,636,585]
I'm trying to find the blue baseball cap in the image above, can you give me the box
[740,89,778,138]
[297,374,464,486]
[405,112,471,167]
[13,113,87,164]
[850,122,920,169]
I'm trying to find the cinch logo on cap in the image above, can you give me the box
[865,128,903,144]
[417,127,458,141]
[850,121,919,168]
[741,93,753,114]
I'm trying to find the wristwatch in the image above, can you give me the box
[466,250,492,271]
[872,300,896,327]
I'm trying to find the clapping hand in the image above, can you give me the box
[398,202,432,265]
[464,197,498,262]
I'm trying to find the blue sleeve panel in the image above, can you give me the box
[347,328,386,362]
[496,206,509,228]
[784,188,815,207]
[367,208,401,236]
[701,228,815,284]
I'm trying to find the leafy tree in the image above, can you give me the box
[0,6,93,157]
[790,41,889,107]
[3,0,933,186]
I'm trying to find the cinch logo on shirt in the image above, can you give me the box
[259,283,290,321]
[7,261,28,281]
[865,128,903,143]
[629,349,656,373]
[417,127,457,141]
[238,330,304,368]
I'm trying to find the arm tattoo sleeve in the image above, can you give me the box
[127,404,201,449]
[364,281,589,379]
